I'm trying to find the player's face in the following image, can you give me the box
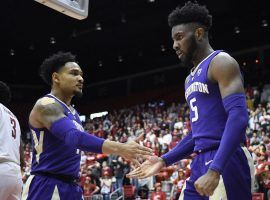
[56,62,84,97]
[171,24,197,66]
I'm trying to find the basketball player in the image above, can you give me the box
[127,2,255,199]
[0,81,23,200]
[22,52,153,200]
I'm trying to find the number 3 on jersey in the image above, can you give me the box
[190,97,198,122]
[10,117,16,139]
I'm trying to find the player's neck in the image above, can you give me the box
[50,90,73,106]
[192,44,214,67]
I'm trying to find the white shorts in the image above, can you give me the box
[0,162,23,200]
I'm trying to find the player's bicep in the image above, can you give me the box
[35,97,66,129]
[210,53,244,98]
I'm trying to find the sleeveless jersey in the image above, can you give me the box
[185,50,228,151]
[0,103,21,165]
[30,94,82,179]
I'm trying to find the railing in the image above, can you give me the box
[83,188,123,200]
[83,195,103,200]
[110,188,123,200]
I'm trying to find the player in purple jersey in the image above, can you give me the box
[128,2,255,200]
[22,52,153,200]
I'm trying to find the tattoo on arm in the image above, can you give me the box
[35,98,66,129]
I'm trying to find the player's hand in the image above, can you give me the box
[194,169,220,196]
[126,155,165,179]
[119,133,153,167]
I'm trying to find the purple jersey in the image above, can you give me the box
[185,50,228,151]
[29,94,82,179]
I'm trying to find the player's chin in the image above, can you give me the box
[181,57,192,67]
[74,90,83,98]
[180,55,186,63]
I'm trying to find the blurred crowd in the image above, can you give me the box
[21,85,270,200]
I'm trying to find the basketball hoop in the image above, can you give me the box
[34,0,89,20]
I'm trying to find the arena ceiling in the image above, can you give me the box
[0,0,269,86]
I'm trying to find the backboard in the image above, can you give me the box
[34,0,89,20]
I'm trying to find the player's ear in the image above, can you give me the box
[195,27,204,41]
[52,72,60,84]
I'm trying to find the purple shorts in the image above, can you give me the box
[180,146,254,200]
[22,174,83,200]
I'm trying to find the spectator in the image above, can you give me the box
[100,171,112,200]
[150,182,166,200]
[83,176,100,197]
[250,132,261,145]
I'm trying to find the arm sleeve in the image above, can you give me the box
[161,132,194,166]
[209,93,248,173]
[50,117,105,153]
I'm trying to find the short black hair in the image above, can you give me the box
[168,1,212,31]
[39,51,77,85]
[0,81,11,106]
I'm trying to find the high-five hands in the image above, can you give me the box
[118,133,153,167]
[126,155,165,179]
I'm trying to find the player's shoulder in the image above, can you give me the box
[0,103,4,110]
[0,103,17,120]
[34,96,63,114]
[211,52,238,68]
[0,103,4,117]
[36,96,56,106]
[30,96,65,127]
[209,51,241,82]
[0,103,9,114]
[210,51,239,73]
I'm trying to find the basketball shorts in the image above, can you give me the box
[179,146,255,200]
[22,173,83,200]
[0,162,23,200]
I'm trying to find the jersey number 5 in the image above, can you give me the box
[10,117,16,139]
[190,98,198,122]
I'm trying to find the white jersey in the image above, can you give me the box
[0,103,21,165]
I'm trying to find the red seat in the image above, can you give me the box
[252,193,264,200]
[123,185,135,199]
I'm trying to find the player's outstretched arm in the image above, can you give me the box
[30,97,153,164]
[29,97,105,152]
[161,131,194,166]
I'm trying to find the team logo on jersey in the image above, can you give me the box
[185,81,209,99]
[197,68,202,76]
